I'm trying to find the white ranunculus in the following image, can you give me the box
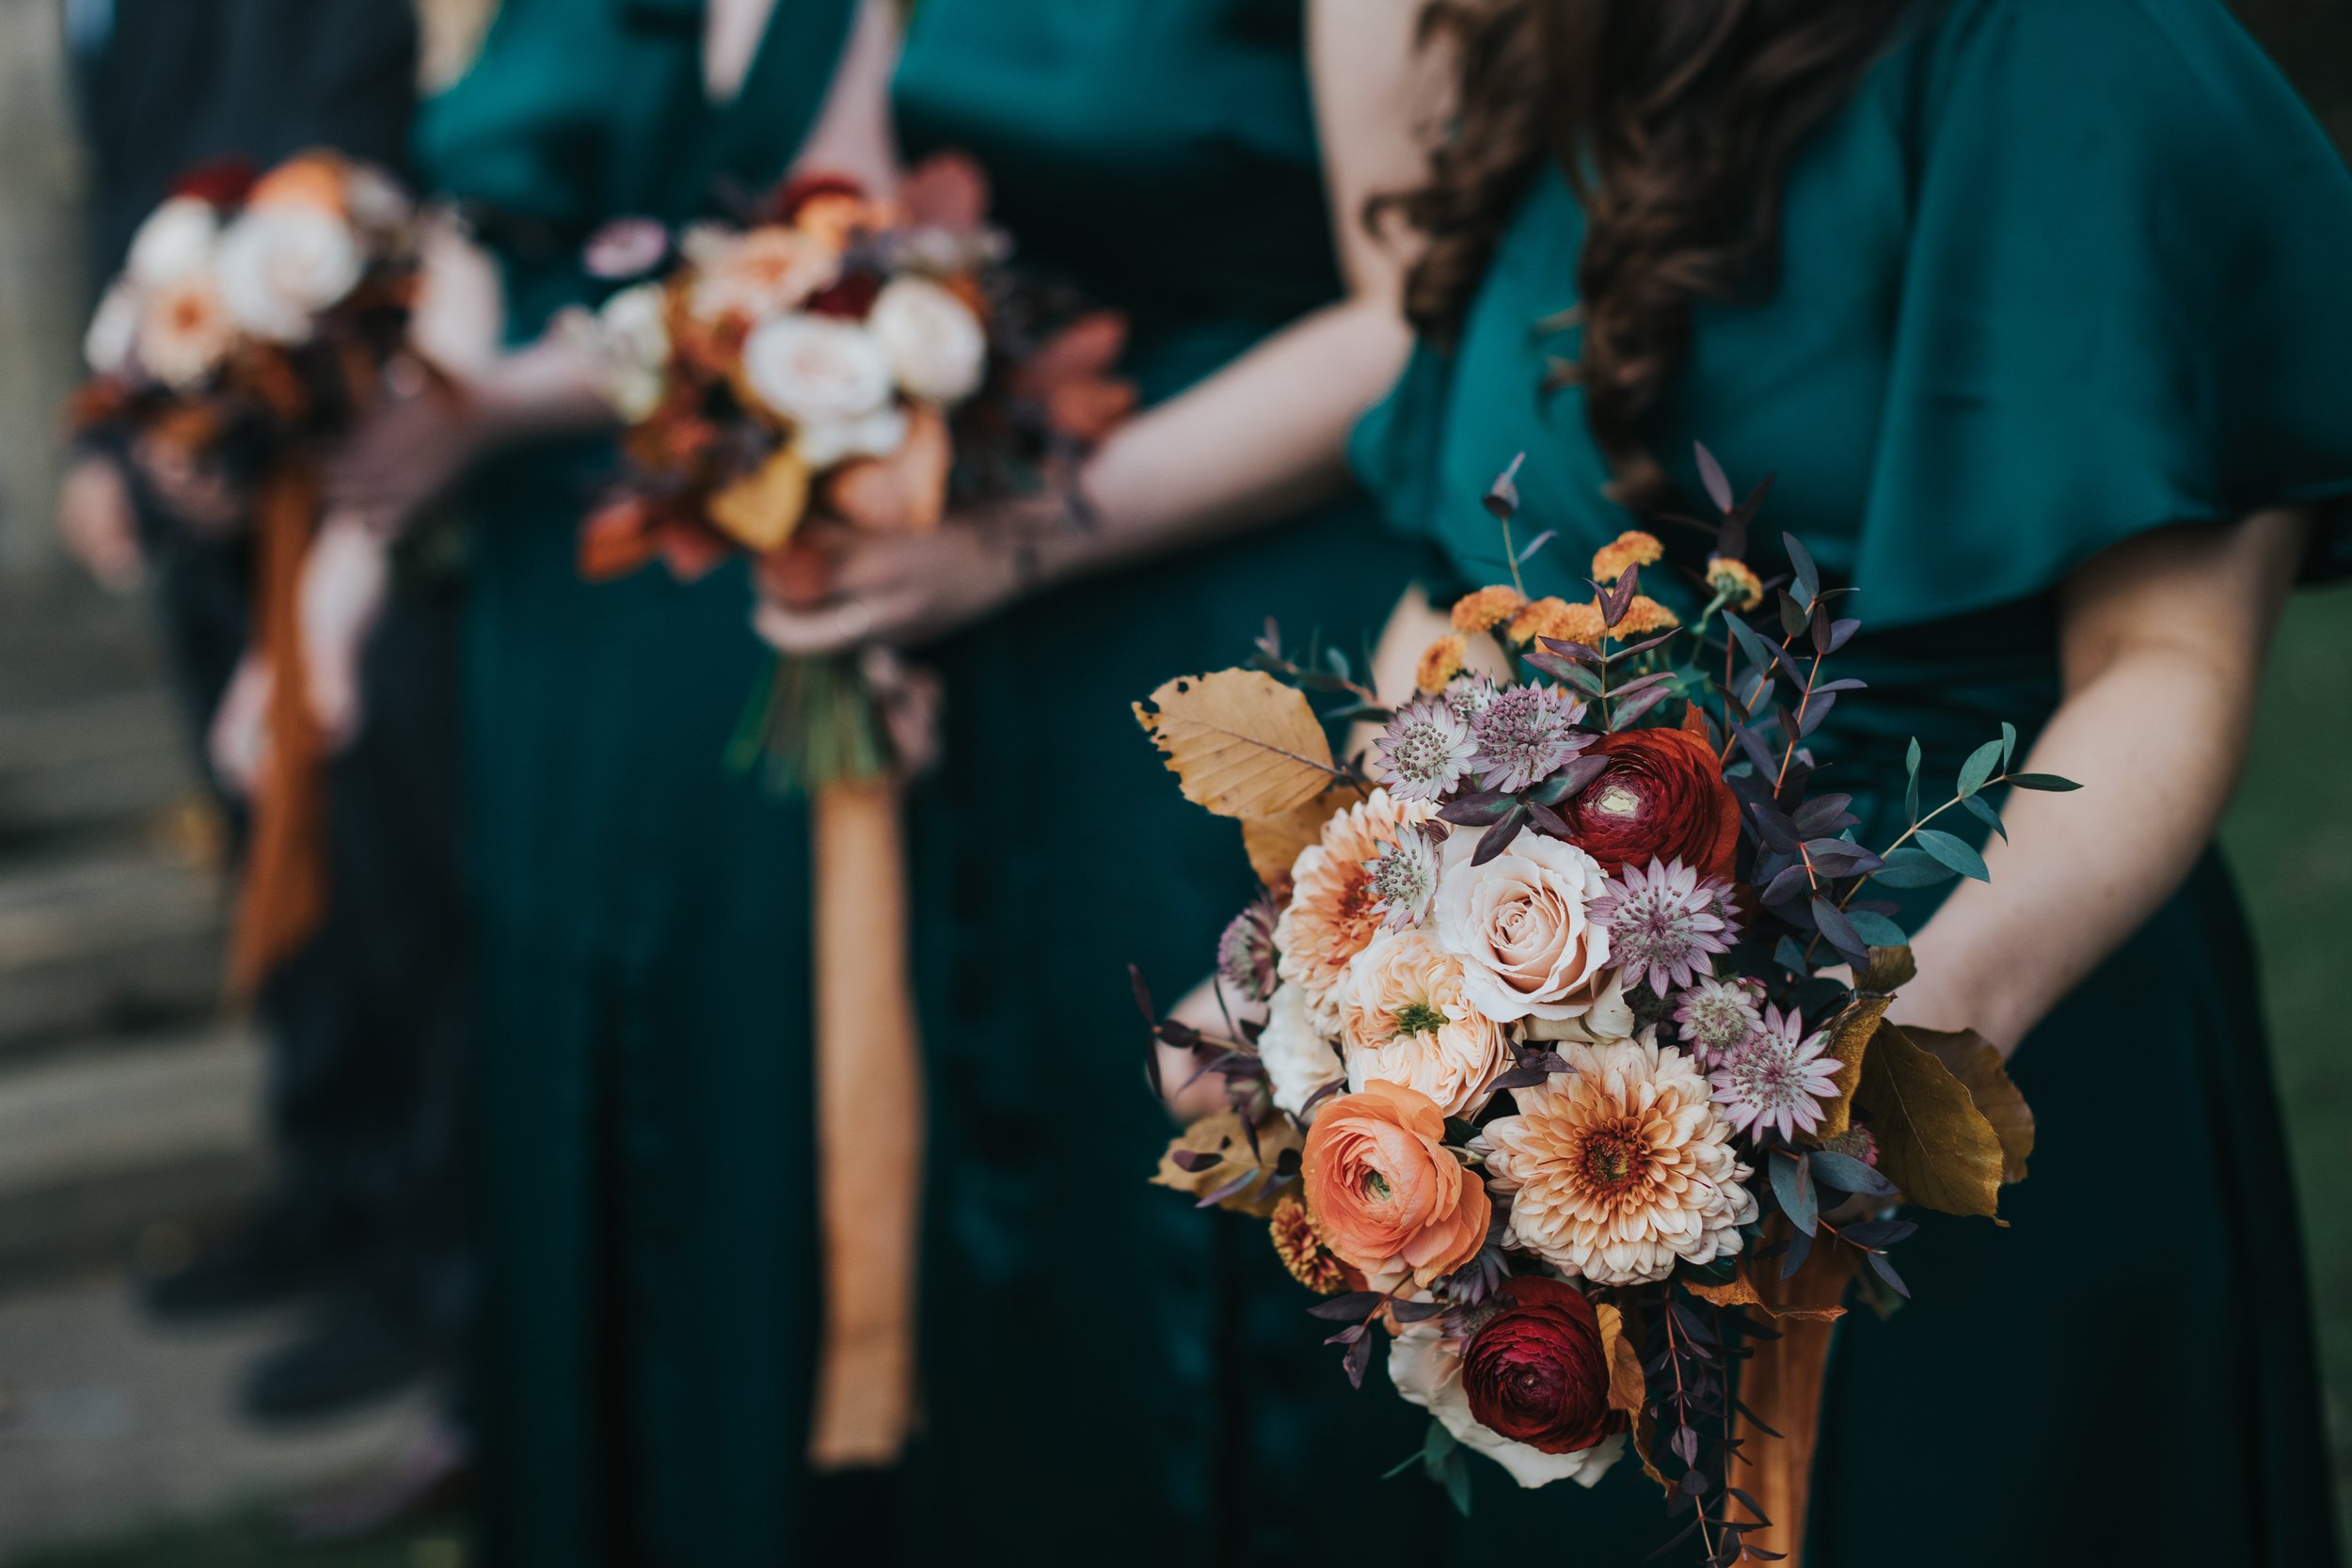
[126,197,221,287]
[793,405,910,468]
[215,205,363,342]
[136,275,236,388]
[1431,830,1612,1023]
[595,283,671,420]
[866,276,987,404]
[1389,1324,1625,1489]
[1257,982,1344,1120]
[742,313,894,428]
[84,281,141,374]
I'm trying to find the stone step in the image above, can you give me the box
[0,841,226,1063]
[0,1022,265,1285]
[0,577,172,708]
[0,685,198,845]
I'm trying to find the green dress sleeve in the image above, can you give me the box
[413,0,615,231]
[1850,0,2352,624]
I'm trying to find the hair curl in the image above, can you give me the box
[1377,0,1907,512]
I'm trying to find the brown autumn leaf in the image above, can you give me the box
[1853,1021,2006,1220]
[1240,784,1367,893]
[1151,1109,1301,1219]
[1815,996,1889,1140]
[1908,1026,2034,1184]
[1683,1274,1763,1311]
[1687,1259,1847,1323]
[1594,1302,1669,1493]
[708,446,810,553]
[1134,670,1338,818]
[1854,944,1918,995]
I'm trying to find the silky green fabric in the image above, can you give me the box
[891,5,1455,1562]
[1353,0,2351,1561]
[413,3,855,1562]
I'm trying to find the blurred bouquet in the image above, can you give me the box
[1136,451,2072,1563]
[568,152,1134,793]
[70,150,421,488]
[66,151,421,992]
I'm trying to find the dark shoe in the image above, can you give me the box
[240,1292,430,1421]
[138,1201,354,1321]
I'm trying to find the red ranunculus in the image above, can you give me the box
[1460,1275,1623,1454]
[171,157,260,209]
[1556,727,1740,879]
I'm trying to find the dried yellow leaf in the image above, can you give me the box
[707,446,810,552]
[1595,1302,1670,1494]
[1907,1026,2034,1184]
[1150,1109,1302,1219]
[1134,670,1337,818]
[1853,1021,2007,1220]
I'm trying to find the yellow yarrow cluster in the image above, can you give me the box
[1506,596,1607,647]
[1268,1195,1363,1296]
[1450,584,1527,633]
[1415,634,1468,693]
[1707,555,1764,611]
[1590,529,1664,584]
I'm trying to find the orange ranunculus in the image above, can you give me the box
[1301,1081,1490,1290]
[246,153,348,215]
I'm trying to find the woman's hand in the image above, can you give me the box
[322,371,485,536]
[750,506,1039,655]
[56,453,144,592]
[1156,974,1263,1125]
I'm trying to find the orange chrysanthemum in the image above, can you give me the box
[1707,556,1764,611]
[1613,595,1682,638]
[1508,596,1607,648]
[1452,584,1528,633]
[1416,635,1468,693]
[1269,1196,1367,1296]
[1590,530,1664,584]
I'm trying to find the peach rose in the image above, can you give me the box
[687,225,839,325]
[1301,1081,1490,1291]
[1431,830,1611,1023]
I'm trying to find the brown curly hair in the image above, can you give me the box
[1378,0,1909,512]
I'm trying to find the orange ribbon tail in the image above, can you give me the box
[227,464,328,994]
[805,777,925,1469]
[1729,1244,1854,1560]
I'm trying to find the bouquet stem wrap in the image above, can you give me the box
[1729,1247,1852,1560]
[228,462,327,993]
[805,777,925,1468]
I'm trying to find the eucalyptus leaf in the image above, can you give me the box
[2006,773,2082,791]
[1914,829,1991,882]
[2000,721,2018,769]
[1904,737,1922,824]
[1871,846,1957,889]
[1783,531,1820,609]
[1961,792,2009,842]
[1770,1150,1819,1235]
[1808,1149,1897,1197]
[1695,441,1736,514]
[1956,738,2004,799]
[1844,910,1908,946]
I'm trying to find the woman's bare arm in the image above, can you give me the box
[1894,511,2307,1051]
[758,0,1449,652]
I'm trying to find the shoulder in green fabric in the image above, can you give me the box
[1352,0,2352,626]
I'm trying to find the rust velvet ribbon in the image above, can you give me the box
[804,777,925,1468]
[1728,1249,1852,1560]
[227,463,327,994]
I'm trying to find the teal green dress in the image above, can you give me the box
[891,5,1455,1561]
[413,3,857,1562]
[1354,0,2352,1561]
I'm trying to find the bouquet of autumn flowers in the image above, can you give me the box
[1136,451,2071,1564]
[70,150,421,490]
[570,153,1133,792]
[66,150,421,993]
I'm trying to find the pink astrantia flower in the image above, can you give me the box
[1467,684,1591,794]
[1708,1005,1841,1142]
[1367,827,1442,930]
[1377,695,1477,804]
[1671,974,1767,1065]
[1589,858,1739,996]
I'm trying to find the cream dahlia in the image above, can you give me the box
[1339,929,1512,1119]
[1708,1004,1840,1142]
[1273,787,1435,1032]
[1480,1034,1756,1285]
[136,274,236,389]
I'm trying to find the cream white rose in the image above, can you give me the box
[1522,971,1636,1047]
[794,406,910,468]
[1431,831,1611,1023]
[1340,928,1512,1119]
[866,276,986,404]
[742,312,894,431]
[1390,1324,1625,1489]
[84,282,141,374]
[126,197,220,287]
[136,274,236,388]
[595,283,671,421]
[1256,982,1344,1120]
[215,205,363,342]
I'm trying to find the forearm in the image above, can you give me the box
[1897,648,2252,1050]
[463,335,617,449]
[1029,296,1414,586]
